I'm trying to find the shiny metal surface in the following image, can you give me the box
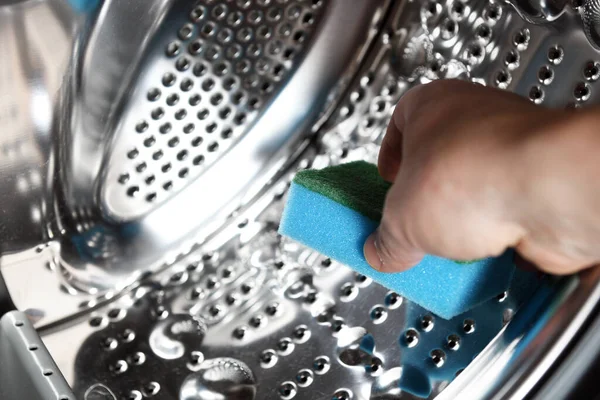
[55,0,384,293]
[0,311,73,400]
[582,0,600,49]
[505,0,569,23]
[0,0,388,327]
[507,0,600,50]
[436,269,600,400]
[101,0,328,219]
[2,0,600,399]
[0,0,70,252]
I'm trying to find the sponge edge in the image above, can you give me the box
[279,181,515,319]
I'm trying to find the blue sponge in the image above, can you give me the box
[279,161,516,319]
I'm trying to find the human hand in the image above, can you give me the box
[363,79,600,275]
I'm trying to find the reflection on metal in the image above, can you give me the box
[1,0,600,399]
[505,0,569,23]
[582,0,600,49]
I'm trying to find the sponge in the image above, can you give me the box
[279,161,515,319]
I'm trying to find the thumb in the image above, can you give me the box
[363,219,425,273]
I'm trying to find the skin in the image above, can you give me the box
[363,79,600,275]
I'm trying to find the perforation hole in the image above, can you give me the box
[159,123,172,134]
[193,155,205,166]
[193,62,207,76]
[147,88,161,101]
[176,57,191,71]
[184,123,195,134]
[162,73,176,87]
[206,123,218,133]
[513,29,530,50]
[529,85,544,104]
[221,128,233,139]
[189,94,202,106]
[181,78,194,92]
[144,137,156,147]
[127,186,140,197]
[166,94,179,106]
[178,24,194,40]
[548,45,564,65]
[116,0,326,208]
[175,109,187,120]
[177,150,189,161]
[136,121,149,133]
[208,142,219,152]
[538,65,554,85]
[166,41,181,57]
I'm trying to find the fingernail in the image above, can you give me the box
[364,231,384,271]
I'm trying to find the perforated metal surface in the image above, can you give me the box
[103,0,327,219]
[42,232,534,399]
[0,312,73,400]
[2,0,599,399]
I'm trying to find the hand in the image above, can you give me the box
[363,79,600,275]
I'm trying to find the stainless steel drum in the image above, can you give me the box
[1,0,600,399]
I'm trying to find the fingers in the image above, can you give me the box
[363,214,425,273]
[377,84,413,182]
[369,79,582,275]
[378,120,403,182]
[377,80,468,182]
[370,82,463,272]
